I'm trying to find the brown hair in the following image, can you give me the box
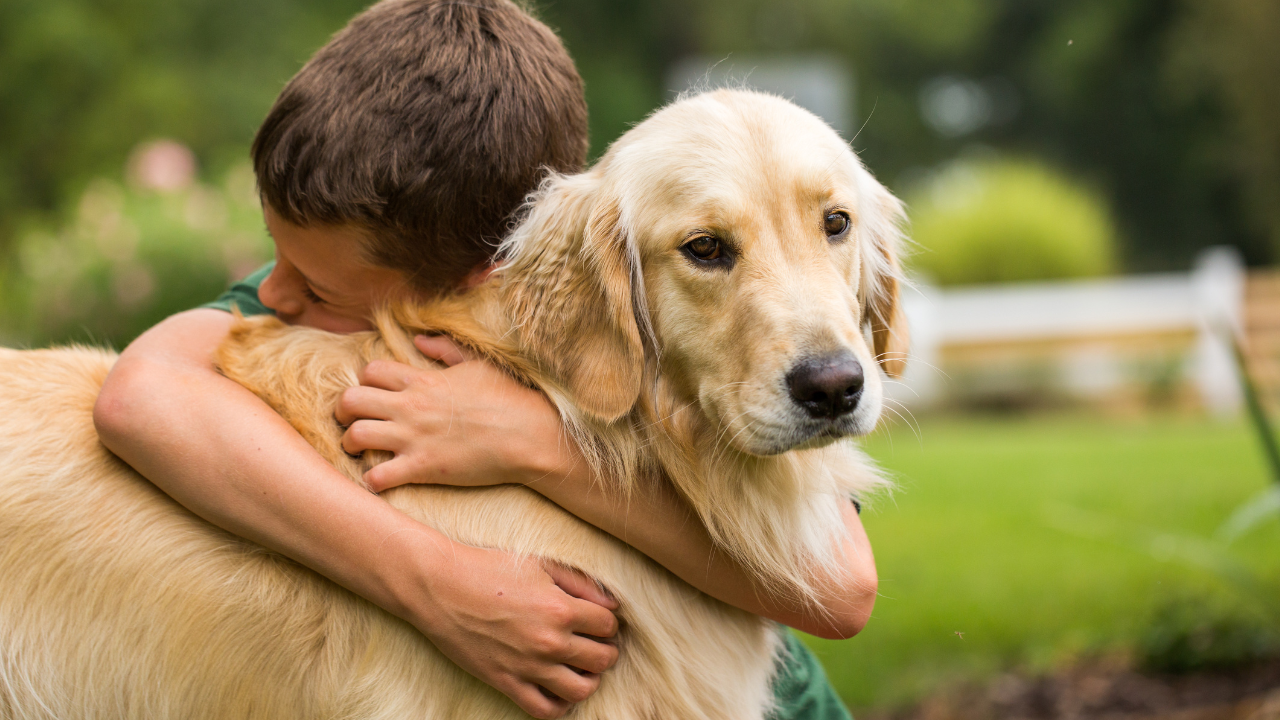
[252,0,588,291]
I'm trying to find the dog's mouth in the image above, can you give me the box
[790,415,876,449]
[722,408,877,457]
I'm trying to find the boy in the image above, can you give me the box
[93,1,874,718]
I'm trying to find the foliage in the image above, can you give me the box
[958,0,1271,269]
[1,0,1275,276]
[907,158,1116,286]
[1138,594,1279,674]
[0,164,271,349]
[1166,0,1280,259]
[0,0,368,250]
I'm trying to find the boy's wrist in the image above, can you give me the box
[371,521,452,625]
[518,440,594,499]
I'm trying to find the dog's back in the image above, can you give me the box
[0,339,780,720]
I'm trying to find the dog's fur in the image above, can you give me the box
[0,90,907,719]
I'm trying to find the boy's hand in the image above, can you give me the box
[336,335,577,492]
[398,536,619,718]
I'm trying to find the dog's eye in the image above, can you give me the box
[824,212,850,238]
[680,234,734,270]
[683,236,722,261]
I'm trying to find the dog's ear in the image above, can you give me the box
[500,174,645,423]
[860,183,910,378]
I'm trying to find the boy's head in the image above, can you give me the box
[252,0,588,297]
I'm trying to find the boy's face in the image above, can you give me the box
[258,204,413,333]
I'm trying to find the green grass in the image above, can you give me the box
[802,414,1280,712]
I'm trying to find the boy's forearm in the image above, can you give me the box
[94,311,443,621]
[98,371,441,617]
[526,464,876,639]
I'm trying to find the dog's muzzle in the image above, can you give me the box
[785,353,864,420]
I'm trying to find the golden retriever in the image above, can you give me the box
[0,89,907,719]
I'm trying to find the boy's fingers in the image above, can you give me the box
[335,385,395,426]
[564,636,619,674]
[359,360,417,391]
[341,418,402,457]
[415,334,477,366]
[535,666,603,706]
[510,684,571,720]
[362,456,420,492]
[544,563,618,611]
[569,599,619,640]
[495,676,569,720]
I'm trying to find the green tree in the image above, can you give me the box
[1167,0,1280,257]
[0,0,366,250]
[2,0,1276,281]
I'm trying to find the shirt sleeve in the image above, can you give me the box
[200,262,276,317]
[770,629,854,720]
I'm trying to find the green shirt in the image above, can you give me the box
[205,264,854,720]
[202,262,276,316]
[773,631,854,720]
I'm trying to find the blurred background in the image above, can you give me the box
[1,0,1277,716]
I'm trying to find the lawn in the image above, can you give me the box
[803,414,1280,712]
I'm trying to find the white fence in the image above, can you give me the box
[893,247,1246,415]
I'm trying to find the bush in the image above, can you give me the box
[1138,594,1280,674]
[0,161,271,349]
[907,158,1117,286]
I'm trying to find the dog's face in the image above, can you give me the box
[500,90,908,457]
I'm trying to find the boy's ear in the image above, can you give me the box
[501,174,645,423]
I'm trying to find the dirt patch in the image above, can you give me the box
[862,658,1280,720]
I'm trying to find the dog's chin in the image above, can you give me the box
[721,405,882,457]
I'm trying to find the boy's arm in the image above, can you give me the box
[530,470,876,640]
[338,336,877,640]
[94,309,619,720]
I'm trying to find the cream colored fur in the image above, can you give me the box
[0,90,907,719]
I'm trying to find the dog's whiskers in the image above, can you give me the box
[875,351,951,381]
[880,402,921,444]
[720,415,760,461]
[879,378,921,399]
[709,407,759,466]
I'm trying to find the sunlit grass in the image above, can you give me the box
[805,414,1279,711]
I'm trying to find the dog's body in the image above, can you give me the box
[0,90,907,719]
[0,343,780,719]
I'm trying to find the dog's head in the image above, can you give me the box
[499,89,908,456]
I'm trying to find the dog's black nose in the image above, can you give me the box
[786,354,865,420]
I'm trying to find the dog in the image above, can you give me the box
[0,89,908,719]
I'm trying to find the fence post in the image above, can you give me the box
[1191,246,1245,417]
